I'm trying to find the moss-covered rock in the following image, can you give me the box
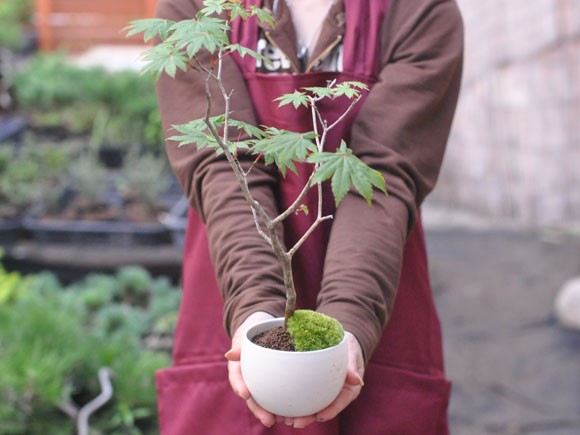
[287,310,344,351]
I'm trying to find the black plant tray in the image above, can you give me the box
[0,217,22,247]
[0,115,26,144]
[22,217,172,247]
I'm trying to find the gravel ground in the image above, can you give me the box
[425,227,580,435]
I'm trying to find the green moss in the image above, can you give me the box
[286,310,344,351]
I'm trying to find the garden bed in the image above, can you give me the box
[0,217,22,247]
[3,240,182,284]
[23,216,172,246]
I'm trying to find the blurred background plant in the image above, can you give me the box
[0,259,180,434]
[0,139,71,219]
[0,0,34,51]
[10,53,163,152]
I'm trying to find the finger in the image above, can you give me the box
[292,415,318,429]
[315,384,362,422]
[227,360,251,400]
[246,397,277,428]
[224,347,241,361]
[345,368,364,386]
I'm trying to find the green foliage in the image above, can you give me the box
[0,264,181,434]
[286,310,344,351]
[70,274,118,311]
[0,0,32,49]
[11,53,163,151]
[129,0,387,331]
[127,1,272,79]
[0,142,70,216]
[131,2,386,204]
[119,153,172,206]
[94,304,150,340]
[124,18,174,43]
[12,53,104,110]
[0,251,27,303]
[116,266,153,305]
[252,129,318,176]
[67,154,110,205]
[170,116,253,156]
[275,91,310,109]
[309,140,387,205]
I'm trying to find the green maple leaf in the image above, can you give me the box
[228,119,267,139]
[125,18,175,43]
[302,86,334,99]
[249,6,277,28]
[200,0,229,15]
[308,141,387,205]
[252,129,318,176]
[226,2,250,21]
[170,120,214,149]
[201,0,250,20]
[225,44,270,65]
[170,118,252,156]
[275,91,309,109]
[168,16,230,57]
[340,81,369,91]
[140,43,189,78]
[303,81,369,100]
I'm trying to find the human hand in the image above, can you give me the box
[226,319,365,429]
[224,311,279,427]
[289,331,365,429]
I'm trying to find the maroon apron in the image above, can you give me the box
[156,1,451,433]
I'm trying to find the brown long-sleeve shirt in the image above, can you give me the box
[155,0,463,361]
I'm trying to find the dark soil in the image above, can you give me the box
[252,326,295,351]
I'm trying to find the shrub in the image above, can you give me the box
[0,264,181,434]
[10,53,163,151]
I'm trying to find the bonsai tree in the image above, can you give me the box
[126,0,386,350]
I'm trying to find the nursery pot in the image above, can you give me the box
[241,318,348,417]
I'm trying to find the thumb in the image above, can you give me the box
[345,368,364,386]
[225,347,241,361]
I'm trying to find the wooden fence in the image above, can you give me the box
[35,0,158,52]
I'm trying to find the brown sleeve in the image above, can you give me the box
[317,0,464,361]
[155,0,287,334]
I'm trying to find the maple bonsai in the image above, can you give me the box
[127,0,386,350]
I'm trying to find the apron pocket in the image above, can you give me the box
[156,361,342,435]
[341,363,451,435]
[156,361,253,435]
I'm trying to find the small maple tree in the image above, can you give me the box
[126,0,387,325]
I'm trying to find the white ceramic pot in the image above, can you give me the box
[240,317,348,417]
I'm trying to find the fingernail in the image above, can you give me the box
[357,374,365,386]
[224,350,233,360]
[261,419,274,428]
[293,422,305,429]
[285,419,293,426]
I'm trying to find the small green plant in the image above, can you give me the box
[119,152,172,209]
[11,53,163,151]
[127,0,387,346]
[0,0,32,49]
[0,264,180,434]
[0,143,69,217]
[67,154,111,206]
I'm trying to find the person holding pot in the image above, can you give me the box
[154,0,463,433]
